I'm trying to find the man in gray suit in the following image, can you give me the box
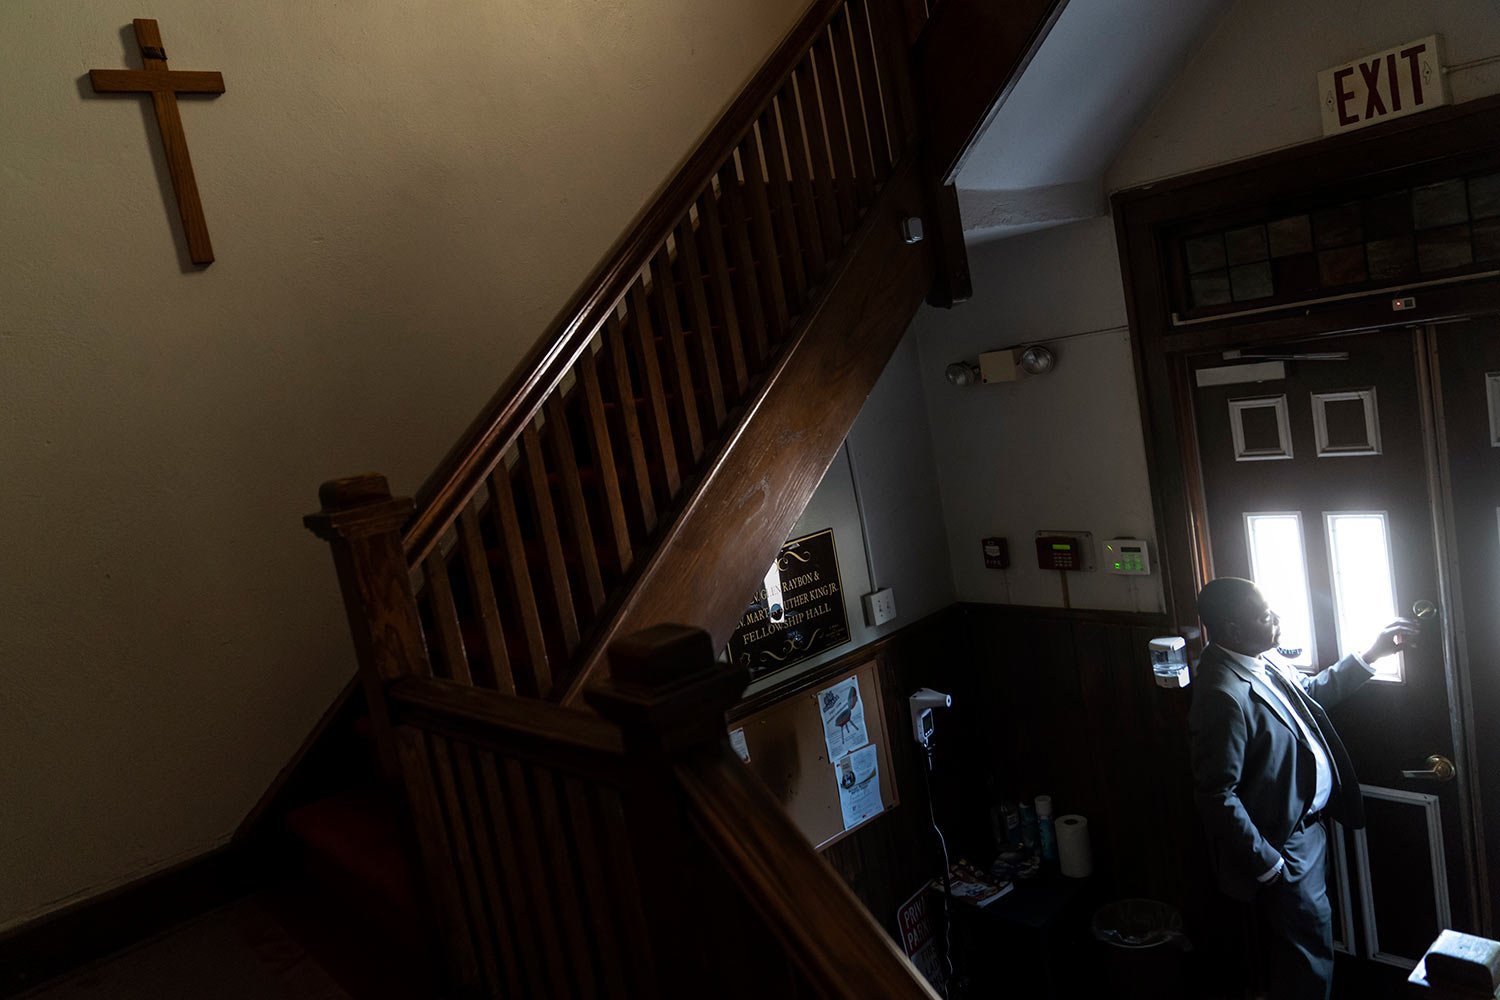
[1189,577,1414,999]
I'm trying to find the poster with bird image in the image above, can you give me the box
[818,675,867,761]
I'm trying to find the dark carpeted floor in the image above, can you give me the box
[18,896,351,1000]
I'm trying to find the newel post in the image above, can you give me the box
[586,624,747,753]
[304,473,432,780]
[585,625,749,993]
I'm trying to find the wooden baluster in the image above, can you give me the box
[562,777,634,999]
[532,768,599,996]
[427,735,502,992]
[496,758,575,992]
[576,342,634,577]
[647,248,704,464]
[585,625,751,998]
[695,185,751,400]
[867,0,916,157]
[755,102,810,309]
[422,548,474,686]
[455,505,513,694]
[543,393,605,616]
[582,629,747,995]
[810,29,861,233]
[626,281,682,497]
[476,753,549,998]
[592,785,659,994]
[737,130,792,341]
[673,214,728,431]
[486,460,552,697]
[714,159,771,370]
[519,422,580,658]
[848,0,895,176]
[452,746,525,998]
[828,7,877,207]
[391,725,480,990]
[792,59,845,261]
[776,80,829,285]
[601,313,658,538]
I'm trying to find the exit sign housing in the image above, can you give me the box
[1318,35,1449,137]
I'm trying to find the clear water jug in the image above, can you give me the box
[1149,636,1189,688]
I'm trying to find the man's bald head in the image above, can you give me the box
[1198,577,1277,654]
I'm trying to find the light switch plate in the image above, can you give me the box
[863,588,897,627]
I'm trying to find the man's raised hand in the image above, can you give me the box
[1363,618,1418,663]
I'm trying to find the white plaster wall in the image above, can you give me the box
[0,0,804,931]
[1108,0,1500,191]
[915,217,1161,612]
[922,0,1500,615]
[742,333,955,697]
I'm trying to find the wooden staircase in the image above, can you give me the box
[298,0,1066,995]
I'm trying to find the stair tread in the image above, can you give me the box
[285,786,416,913]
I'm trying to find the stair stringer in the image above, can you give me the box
[563,156,933,705]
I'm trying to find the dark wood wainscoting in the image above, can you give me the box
[950,604,1195,900]
[735,601,1232,955]
[945,603,1253,992]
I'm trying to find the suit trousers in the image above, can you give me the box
[1256,820,1333,1000]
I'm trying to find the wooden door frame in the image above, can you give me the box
[1113,95,1500,936]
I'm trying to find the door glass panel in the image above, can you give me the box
[1245,512,1316,668]
[1325,512,1402,682]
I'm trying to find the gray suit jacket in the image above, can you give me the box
[1187,644,1371,900]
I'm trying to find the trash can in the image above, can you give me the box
[1091,899,1189,999]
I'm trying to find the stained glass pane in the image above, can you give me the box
[1230,261,1274,301]
[1191,270,1232,307]
[1186,234,1227,273]
[1412,179,1468,230]
[1268,216,1313,257]
[1226,225,1269,265]
[1417,224,1474,273]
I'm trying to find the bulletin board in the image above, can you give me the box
[727,659,899,850]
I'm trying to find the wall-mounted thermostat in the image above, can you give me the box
[1103,538,1152,575]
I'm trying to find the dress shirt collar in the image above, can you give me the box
[1219,646,1274,676]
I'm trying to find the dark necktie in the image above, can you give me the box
[1262,658,1367,827]
[1263,659,1327,749]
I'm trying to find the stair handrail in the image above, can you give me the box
[587,624,940,998]
[402,0,914,567]
[676,748,940,997]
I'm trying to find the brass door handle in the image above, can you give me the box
[1401,754,1456,782]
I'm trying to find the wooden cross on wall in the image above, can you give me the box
[90,20,225,265]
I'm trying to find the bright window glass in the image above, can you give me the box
[1325,512,1402,682]
[1245,513,1316,668]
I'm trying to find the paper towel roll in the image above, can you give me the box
[1056,814,1092,878]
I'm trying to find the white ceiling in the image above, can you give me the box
[955,0,1233,240]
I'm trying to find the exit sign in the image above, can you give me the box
[1318,35,1449,136]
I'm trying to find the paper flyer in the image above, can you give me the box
[836,743,881,830]
[818,676,867,761]
[729,727,751,763]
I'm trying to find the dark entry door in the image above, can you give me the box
[1190,326,1479,982]
[1430,317,1500,934]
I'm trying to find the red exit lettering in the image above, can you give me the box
[1322,37,1446,136]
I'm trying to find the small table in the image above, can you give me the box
[943,873,1098,997]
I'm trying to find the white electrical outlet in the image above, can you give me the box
[863,588,897,627]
